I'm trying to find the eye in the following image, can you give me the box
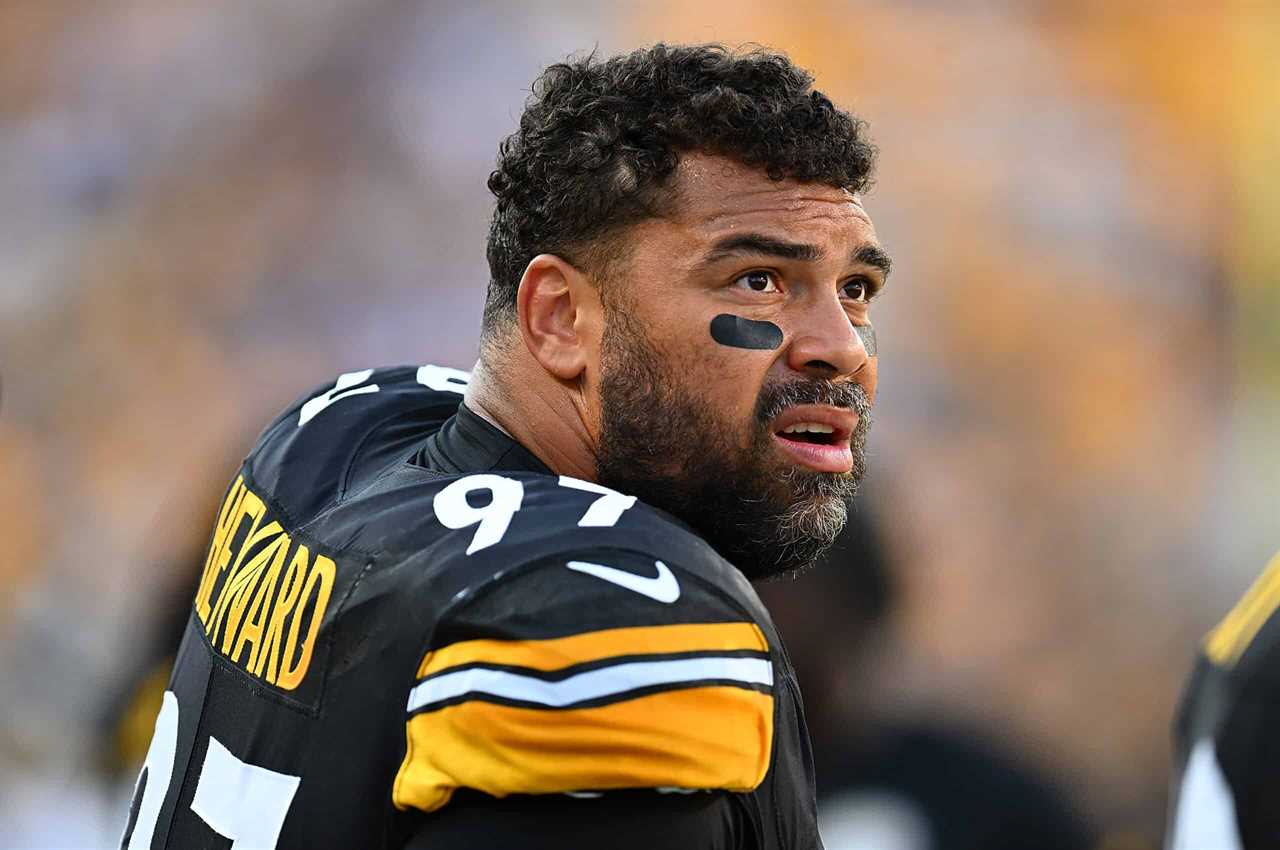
[733,270,780,294]
[842,278,872,303]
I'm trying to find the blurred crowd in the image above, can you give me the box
[1,1,1277,847]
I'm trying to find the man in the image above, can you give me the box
[121,44,886,849]
[1167,550,1280,849]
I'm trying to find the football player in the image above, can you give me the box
[121,44,887,849]
[1167,550,1280,849]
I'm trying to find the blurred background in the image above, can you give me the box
[1,1,1277,847]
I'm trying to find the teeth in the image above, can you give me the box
[781,423,835,434]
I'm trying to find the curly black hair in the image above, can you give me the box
[482,43,877,340]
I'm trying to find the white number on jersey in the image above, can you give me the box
[434,474,525,555]
[558,476,638,527]
[191,737,301,849]
[124,691,301,850]
[125,692,179,850]
[296,365,474,428]
[435,474,637,555]
[297,370,379,427]
[416,364,471,394]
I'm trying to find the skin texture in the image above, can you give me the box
[467,153,888,576]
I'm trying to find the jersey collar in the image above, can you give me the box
[416,402,553,476]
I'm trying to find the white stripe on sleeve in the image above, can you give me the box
[407,655,773,713]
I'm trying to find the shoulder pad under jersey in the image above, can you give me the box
[244,364,471,522]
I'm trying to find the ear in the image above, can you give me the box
[515,253,599,381]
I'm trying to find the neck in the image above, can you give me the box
[465,356,599,482]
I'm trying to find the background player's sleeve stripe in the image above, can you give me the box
[416,621,767,679]
[393,685,774,814]
[406,655,772,713]
[1204,549,1280,667]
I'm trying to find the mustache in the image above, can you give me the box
[755,378,872,426]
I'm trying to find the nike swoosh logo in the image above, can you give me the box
[565,560,681,604]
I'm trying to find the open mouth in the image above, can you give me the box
[770,406,857,473]
[776,423,841,446]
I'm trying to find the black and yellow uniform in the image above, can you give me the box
[120,365,822,849]
[1167,550,1280,850]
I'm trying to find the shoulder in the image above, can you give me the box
[245,364,472,523]
[187,364,470,702]
[325,469,769,628]
[376,474,780,815]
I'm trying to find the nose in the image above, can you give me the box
[784,298,870,380]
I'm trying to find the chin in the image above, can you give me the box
[785,493,850,539]
[722,491,851,582]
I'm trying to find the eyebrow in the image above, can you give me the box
[700,234,823,266]
[699,232,893,280]
[853,244,893,279]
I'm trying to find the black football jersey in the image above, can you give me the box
[1167,550,1280,849]
[120,364,822,849]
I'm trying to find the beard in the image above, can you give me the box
[595,307,872,581]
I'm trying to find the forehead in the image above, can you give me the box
[667,152,876,241]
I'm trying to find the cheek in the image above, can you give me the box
[698,342,777,430]
[861,357,878,403]
[661,323,767,394]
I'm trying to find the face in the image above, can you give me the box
[592,153,888,580]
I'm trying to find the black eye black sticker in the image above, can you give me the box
[854,324,877,357]
[710,314,784,350]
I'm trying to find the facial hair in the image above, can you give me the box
[595,306,872,580]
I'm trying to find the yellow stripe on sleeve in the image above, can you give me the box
[393,684,773,813]
[1205,550,1280,667]
[416,621,768,679]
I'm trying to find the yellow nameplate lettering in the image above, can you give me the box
[195,481,336,691]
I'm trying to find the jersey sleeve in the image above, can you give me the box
[390,548,776,816]
[403,788,746,850]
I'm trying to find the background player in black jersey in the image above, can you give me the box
[1166,550,1280,849]
[121,44,885,849]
